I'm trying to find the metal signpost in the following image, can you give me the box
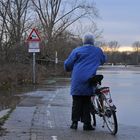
[27,28,41,84]
[55,51,58,64]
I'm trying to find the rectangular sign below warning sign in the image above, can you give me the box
[29,42,39,49]
[28,48,40,53]
[28,42,40,53]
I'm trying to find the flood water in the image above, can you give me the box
[0,85,36,111]
[1,66,140,128]
[45,68,140,128]
[97,70,140,127]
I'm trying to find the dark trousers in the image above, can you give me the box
[71,95,91,124]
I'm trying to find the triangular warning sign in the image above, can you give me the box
[27,28,41,42]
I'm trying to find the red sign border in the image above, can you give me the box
[27,28,41,42]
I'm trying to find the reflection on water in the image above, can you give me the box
[0,91,20,111]
[0,85,36,111]
[62,70,140,127]
[0,78,70,111]
[0,91,19,110]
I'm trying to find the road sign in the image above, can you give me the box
[27,28,41,84]
[28,42,40,53]
[27,28,41,42]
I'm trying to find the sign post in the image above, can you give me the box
[27,28,41,84]
[55,51,58,64]
[32,52,36,84]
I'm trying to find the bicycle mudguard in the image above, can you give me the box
[99,87,116,109]
[99,87,110,94]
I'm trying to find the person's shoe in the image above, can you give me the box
[83,124,95,131]
[70,122,78,130]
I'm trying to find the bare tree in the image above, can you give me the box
[31,0,98,57]
[132,41,140,64]
[99,42,109,52]
[0,0,11,62]
[6,0,30,45]
[0,0,31,62]
[75,23,103,42]
[107,41,120,64]
[108,41,120,52]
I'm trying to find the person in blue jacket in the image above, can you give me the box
[64,33,106,130]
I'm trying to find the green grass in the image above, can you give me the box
[0,108,14,127]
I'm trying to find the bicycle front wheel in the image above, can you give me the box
[102,97,118,135]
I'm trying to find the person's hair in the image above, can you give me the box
[82,32,94,45]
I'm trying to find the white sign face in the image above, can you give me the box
[28,42,40,52]
[29,48,40,53]
[31,31,38,39]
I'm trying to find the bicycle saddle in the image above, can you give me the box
[89,75,103,86]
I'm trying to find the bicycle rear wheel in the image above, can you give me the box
[102,96,118,135]
[90,101,96,126]
[91,113,96,126]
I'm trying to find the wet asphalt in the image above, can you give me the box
[0,76,140,140]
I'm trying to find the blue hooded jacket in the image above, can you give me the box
[64,44,106,96]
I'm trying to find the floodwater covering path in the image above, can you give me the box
[1,68,140,140]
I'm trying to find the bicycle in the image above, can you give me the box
[90,75,118,135]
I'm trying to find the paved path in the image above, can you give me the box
[0,80,140,140]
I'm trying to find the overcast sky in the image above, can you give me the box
[95,0,140,46]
